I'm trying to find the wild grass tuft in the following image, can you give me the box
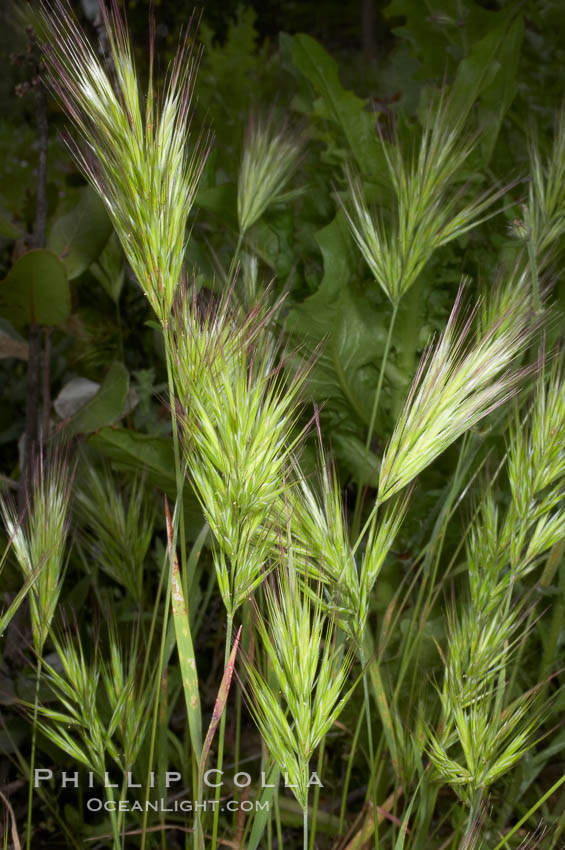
[342,99,506,306]
[20,6,565,849]
[75,465,155,605]
[1,450,71,653]
[526,109,565,266]
[169,286,310,617]
[288,452,408,641]
[377,282,537,504]
[426,358,565,828]
[245,548,356,846]
[39,0,208,323]
[237,114,302,236]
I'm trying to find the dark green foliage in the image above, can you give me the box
[1,2,565,849]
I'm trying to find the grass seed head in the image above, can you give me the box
[74,465,155,604]
[527,109,565,265]
[169,286,310,614]
[237,113,302,234]
[1,450,71,652]
[378,283,536,503]
[342,97,506,304]
[244,552,355,811]
[40,0,208,322]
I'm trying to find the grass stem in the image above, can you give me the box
[339,701,366,834]
[352,300,399,540]
[104,783,122,850]
[362,668,379,850]
[527,235,541,312]
[211,613,234,850]
[303,789,309,850]
[309,740,325,850]
[141,341,191,850]
[25,655,42,850]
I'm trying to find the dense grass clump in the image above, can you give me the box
[1,2,565,849]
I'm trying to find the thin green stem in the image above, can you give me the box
[115,298,125,363]
[394,433,473,709]
[211,613,234,850]
[163,333,190,614]
[232,605,251,832]
[309,741,325,850]
[361,653,380,850]
[339,701,366,834]
[232,686,242,831]
[140,343,189,850]
[352,300,399,541]
[228,231,245,299]
[303,789,309,850]
[25,654,42,850]
[274,787,283,850]
[104,783,122,850]
[116,774,128,847]
[140,589,174,849]
[267,794,273,850]
[527,235,540,312]
[462,790,483,849]
[486,773,565,850]
[362,627,400,780]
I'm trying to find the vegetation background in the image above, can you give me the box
[1,0,565,848]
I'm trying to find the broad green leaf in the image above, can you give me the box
[194,183,237,225]
[247,208,295,276]
[90,231,125,303]
[47,187,112,280]
[290,33,384,175]
[384,0,498,79]
[384,0,460,76]
[476,16,524,162]
[89,427,176,485]
[385,1,523,160]
[315,208,356,300]
[332,432,380,487]
[54,377,100,420]
[287,214,389,428]
[89,427,176,487]
[87,427,204,536]
[65,361,128,436]
[450,10,523,139]
[184,237,216,280]
[0,249,70,327]
[0,207,22,240]
[286,211,355,337]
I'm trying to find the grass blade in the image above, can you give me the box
[165,498,202,760]
[199,625,243,778]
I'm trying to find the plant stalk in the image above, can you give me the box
[105,782,123,850]
[140,342,192,850]
[309,740,325,850]
[352,300,399,540]
[211,612,234,850]
[361,647,380,850]
[303,789,309,850]
[25,655,42,850]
